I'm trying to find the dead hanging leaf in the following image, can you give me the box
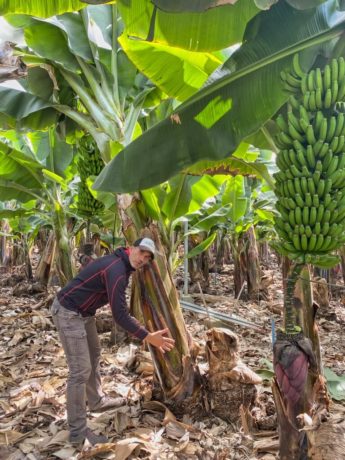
[170,113,181,124]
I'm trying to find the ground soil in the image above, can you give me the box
[0,254,344,459]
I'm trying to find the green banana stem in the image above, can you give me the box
[111,3,121,113]
[54,104,111,161]
[53,200,74,283]
[76,57,124,131]
[59,69,119,139]
[284,263,303,334]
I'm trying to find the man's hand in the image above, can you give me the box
[145,328,175,353]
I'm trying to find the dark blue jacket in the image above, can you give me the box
[57,248,148,340]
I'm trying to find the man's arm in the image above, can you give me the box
[106,270,148,340]
[105,268,175,352]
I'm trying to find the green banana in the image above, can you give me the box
[301,234,308,251]
[288,149,300,169]
[294,178,303,196]
[326,155,339,176]
[334,113,344,137]
[315,67,323,92]
[309,91,317,111]
[307,69,315,92]
[287,180,296,197]
[312,194,319,208]
[290,209,297,227]
[335,136,345,154]
[302,207,309,226]
[309,206,317,226]
[299,105,310,126]
[314,222,321,235]
[299,224,306,235]
[305,225,312,238]
[292,53,306,79]
[294,207,301,225]
[295,194,305,207]
[318,118,328,141]
[316,204,325,223]
[300,176,308,195]
[338,56,345,82]
[276,114,288,131]
[322,150,333,171]
[306,145,316,168]
[331,58,339,82]
[308,234,317,251]
[307,177,316,195]
[296,149,308,168]
[329,136,339,153]
[326,116,337,142]
[324,88,332,109]
[292,233,301,251]
[321,221,330,235]
[323,65,331,90]
[305,193,312,207]
[314,234,324,251]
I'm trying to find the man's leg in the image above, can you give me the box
[83,316,104,409]
[52,300,91,439]
[84,316,126,412]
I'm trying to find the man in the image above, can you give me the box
[51,237,175,445]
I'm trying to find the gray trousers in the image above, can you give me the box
[51,298,104,437]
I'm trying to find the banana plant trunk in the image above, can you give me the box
[244,226,267,300]
[35,231,56,285]
[339,246,345,286]
[231,234,246,298]
[52,204,74,284]
[0,220,10,266]
[117,194,200,407]
[273,264,325,460]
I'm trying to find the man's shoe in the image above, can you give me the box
[90,395,126,412]
[69,428,108,445]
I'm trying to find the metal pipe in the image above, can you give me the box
[183,219,188,296]
[180,299,266,332]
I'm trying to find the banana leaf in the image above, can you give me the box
[152,0,239,13]
[0,140,43,202]
[118,0,259,52]
[94,0,345,193]
[119,35,221,102]
[0,0,86,17]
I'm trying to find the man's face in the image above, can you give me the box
[129,247,152,269]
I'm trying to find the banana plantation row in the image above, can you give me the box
[1,1,345,459]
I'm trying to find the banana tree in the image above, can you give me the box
[0,5,226,404]
[0,129,78,283]
[179,168,275,297]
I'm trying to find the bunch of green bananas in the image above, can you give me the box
[77,135,105,217]
[274,55,345,268]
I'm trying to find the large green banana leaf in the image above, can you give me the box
[0,0,86,17]
[0,140,43,202]
[119,35,221,102]
[153,0,328,12]
[118,0,259,52]
[0,6,227,141]
[94,0,345,193]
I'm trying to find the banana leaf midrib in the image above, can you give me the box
[176,26,344,114]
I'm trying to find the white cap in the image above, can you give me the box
[134,237,156,259]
